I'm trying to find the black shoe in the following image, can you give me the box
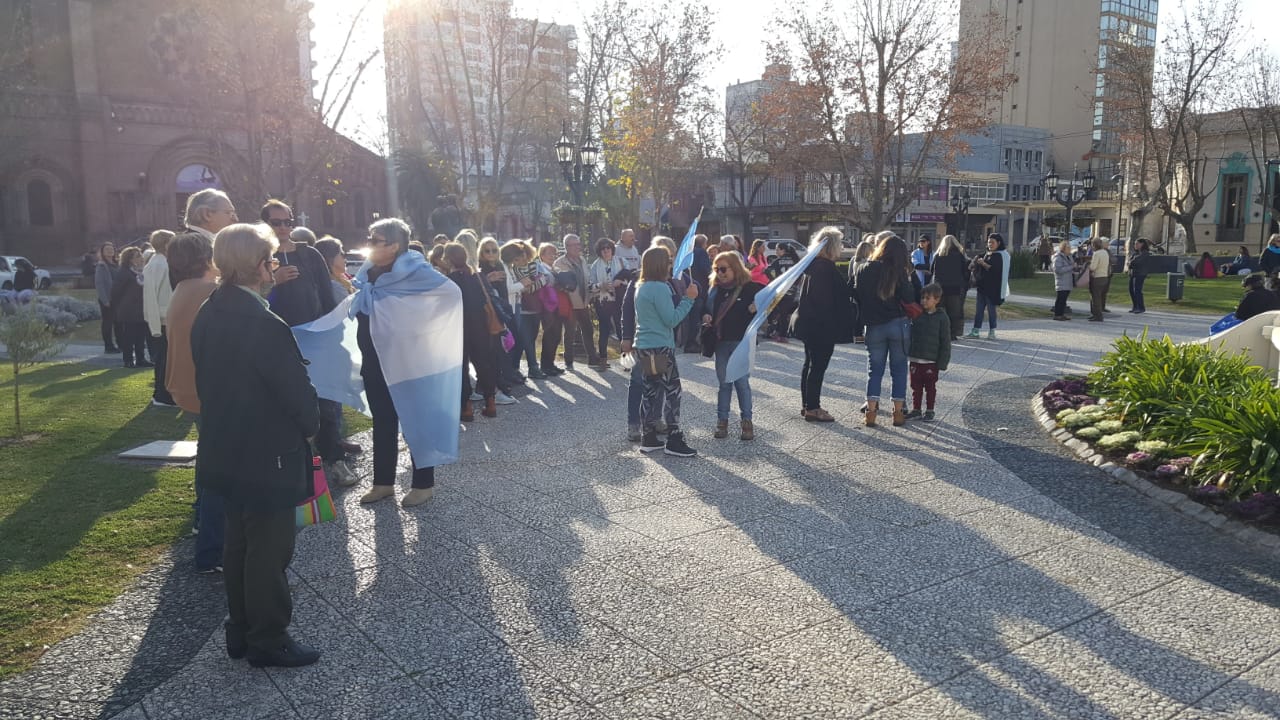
[923,410,935,421]
[664,432,697,457]
[905,409,922,420]
[246,637,321,668]
[640,432,664,453]
[123,361,136,368]
[1133,309,1145,314]
[136,360,155,368]
[226,623,247,660]
[542,365,564,376]
[527,368,548,379]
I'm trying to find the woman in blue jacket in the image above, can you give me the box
[633,246,699,457]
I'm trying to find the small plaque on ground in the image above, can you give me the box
[119,440,198,461]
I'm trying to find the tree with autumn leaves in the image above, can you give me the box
[760,0,1015,233]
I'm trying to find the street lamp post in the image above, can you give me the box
[1044,165,1096,243]
[1260,158,1280,252]
[950,188,972,248]
[555,122,599,236]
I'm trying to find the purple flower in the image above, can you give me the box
[1126,451,1153,465]
[1171,457,1195,469]
[1154,464,1181,478]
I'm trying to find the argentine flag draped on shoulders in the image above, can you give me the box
[293,249,464,468]
[722,238,828,384]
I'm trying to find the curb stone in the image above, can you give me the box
[1032,393,1280,561]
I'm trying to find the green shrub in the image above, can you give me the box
[1095,419,1124,433]
[1009,251,1037,279]
[1088,332,1280,496]
[1075,427,1102,440]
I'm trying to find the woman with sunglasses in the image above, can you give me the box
[477,236,520,401]
[588,238,625,361]
[703,251,762,440]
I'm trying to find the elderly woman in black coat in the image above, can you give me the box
[794,226,854,423]
[192,223,321,669]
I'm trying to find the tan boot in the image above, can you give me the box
[482,396,497,418]
[739,419,754,441]
[714,420,729,439]
[401,487,434,507]
[864,401,878,427]
[461,399,474,422]
[359,485,395,504]
[892,400,907,427]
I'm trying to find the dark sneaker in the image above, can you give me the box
[226,623,247,660]
[905,409,922,420]
[528,368,548,380]
[640,432,664,453]
[923,410,936,421]
[664,432,697,457]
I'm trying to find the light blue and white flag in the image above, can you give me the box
[670,206,705,276]
[292,294,367,414]
[293,250,463,468]
[722,238,828,384]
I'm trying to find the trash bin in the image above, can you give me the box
[1167,272,1185,302]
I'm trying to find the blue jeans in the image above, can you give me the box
[864,319,910,402]
[1128,274,1146,311]
[519,313,540,372]
[973,292,998,330]
[714,340,752,421]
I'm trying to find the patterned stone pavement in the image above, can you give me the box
[5,305,1280,719]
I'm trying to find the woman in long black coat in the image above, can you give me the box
[930,235,968,340]
[794,227,854,423]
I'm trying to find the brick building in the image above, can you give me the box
[0,0,387,265]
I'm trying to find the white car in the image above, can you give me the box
[0,256,53,290]
[760,239,808,263]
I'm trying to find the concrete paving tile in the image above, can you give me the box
[494,493,612,535]
[864,670,1063,720]
[707,516,856,563]
[293,677,450,719]
[676,574,840,642]
[606,505,728,541]
[512,619,678,704]
[287,525,382,580]
[139,643,291,720]
[595,674,761,719]
[415,645,603,718]
[0,700,115,720]
[548,483,658,515]
[1171,650,1280,719]
[590,589,756,670]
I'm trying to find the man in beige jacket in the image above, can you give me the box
[1087,237,1111,321]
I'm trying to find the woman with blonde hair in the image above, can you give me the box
[930,234,969,339]
[794,227,854,422]
[703,249,762,440]
[454,228,480,269]
[634,246,699,455]
[747,239,770,285]
[144,229,177,404]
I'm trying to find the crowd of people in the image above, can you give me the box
[89,186,1280,673]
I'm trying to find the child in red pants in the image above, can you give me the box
[907,284,951,420]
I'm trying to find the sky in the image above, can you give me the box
[313,0,1280,154]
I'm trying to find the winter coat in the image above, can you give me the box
[853,259,915,327]
[930,252,969,297]
[1053,250,1075,292]
[793,257,854,344]
[908,309,951,370]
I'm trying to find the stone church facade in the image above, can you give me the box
[0,0,387,265]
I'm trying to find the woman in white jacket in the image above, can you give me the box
[587,238,625,362]
[142,229,176,405]
[1051,239,1074,321]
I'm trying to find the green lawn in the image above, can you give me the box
[1010,273,1241,316]
[0,361,368,677]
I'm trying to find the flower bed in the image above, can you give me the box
[1041,333,1280,529]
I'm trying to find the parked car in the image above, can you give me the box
[0,256,53,290]
[761,239,808,263]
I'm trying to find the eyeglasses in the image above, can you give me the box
[714,266,731,274]
[267,218,295,228]
[482,248,497,254]
[368,236,395,247]
[263,257,280,269]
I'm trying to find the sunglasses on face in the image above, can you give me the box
[368,236,395,247]
[714,266,731,274]
[267,218,295,228]
[263,257,280,269]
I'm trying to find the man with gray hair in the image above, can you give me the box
[178,189,238,246]
[553,234,607,370]
[289,226,317,246]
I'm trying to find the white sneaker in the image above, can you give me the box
[469,391,483,402]
[494,391,517,405]
[324,460,359,487]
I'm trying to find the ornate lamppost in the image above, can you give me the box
[950,187,972,248]
[1044,165,1096,242]
[554,122,599,235]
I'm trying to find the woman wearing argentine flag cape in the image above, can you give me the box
[352,219,464,508]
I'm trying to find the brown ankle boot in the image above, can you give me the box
[461,399,474,422]
[714,420,729,439]
[482,396,497,418]
[892,400,907,426]
[864,401,878,427]
[739,419,754,441]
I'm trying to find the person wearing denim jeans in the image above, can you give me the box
[1126,238,1150,314]
[852,232,916,426]
[705,251,762,440]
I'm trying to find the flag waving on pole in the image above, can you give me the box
[722,238,828,384]
[670,206,705,276]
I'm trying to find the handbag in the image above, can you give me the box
[1074,266,1092,289]
[901,301,924,320]
[638,348,672,378]
[700,286,743,357]
[482,292,505,335]
[296,456,337,527]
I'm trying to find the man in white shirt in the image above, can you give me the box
[1087,237,1112,322]
[615,228,641,275]
[143,229,176,406]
